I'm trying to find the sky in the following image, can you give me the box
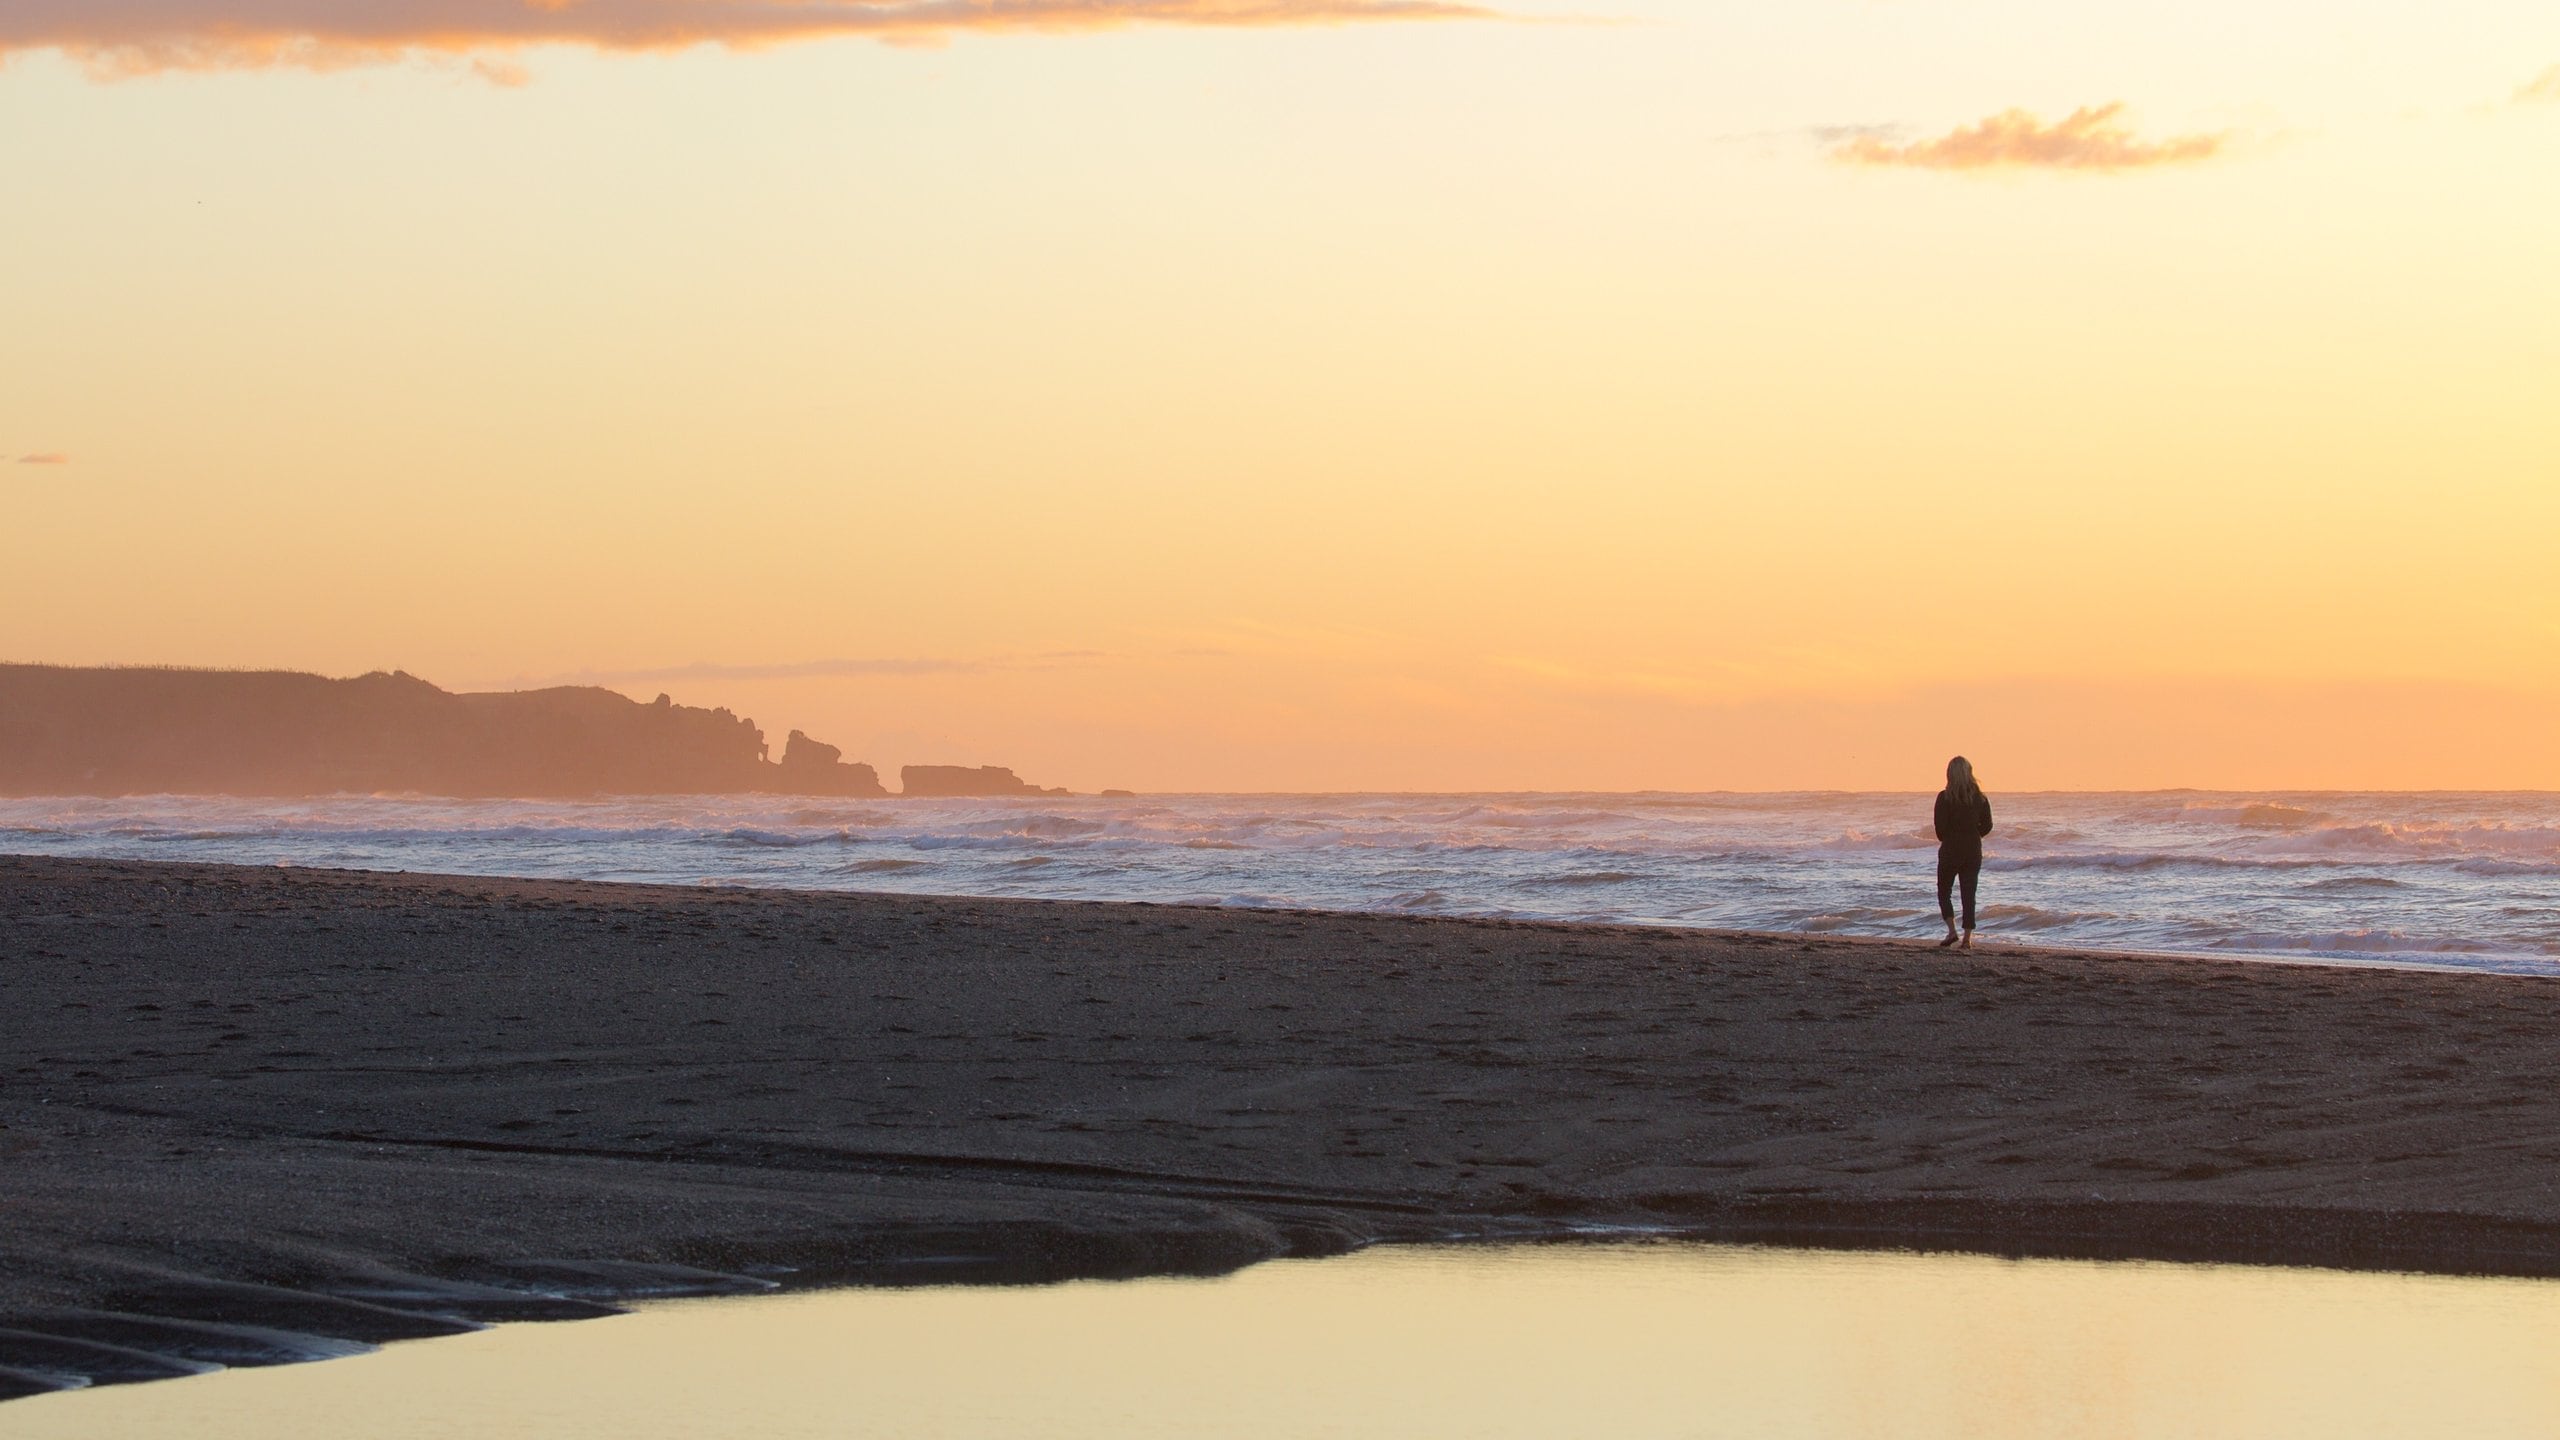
[3,0,2555,792]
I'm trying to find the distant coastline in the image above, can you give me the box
[0,663,1073,800]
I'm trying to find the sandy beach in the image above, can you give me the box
[7,852,2560,1394]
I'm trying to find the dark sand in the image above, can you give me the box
[6,854,2560,1394]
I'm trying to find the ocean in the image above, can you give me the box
[4,790,2555,974]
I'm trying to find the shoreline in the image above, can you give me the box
[13,856,2548,983]
[11,789,2554,978]
[8,853,2560,1398]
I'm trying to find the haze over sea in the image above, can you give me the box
[8,791,2555,973]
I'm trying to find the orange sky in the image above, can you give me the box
[3,1,2555,790]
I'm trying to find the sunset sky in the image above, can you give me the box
[4,0,2555,792]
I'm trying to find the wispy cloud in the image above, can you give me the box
[16,453,70,465]
[508,652,1110,688]
[1805,123,1898,147]
[2520,66,2560,104]
[1,0,1491,75]
[1832,103,2228,173]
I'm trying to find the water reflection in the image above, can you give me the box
[19,1241,2560,1438]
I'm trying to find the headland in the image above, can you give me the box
[0,664,1067,799]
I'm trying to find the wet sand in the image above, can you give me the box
[6,853,2560,1393]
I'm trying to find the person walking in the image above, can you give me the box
[1934,756,1994,949]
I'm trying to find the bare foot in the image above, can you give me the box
[1938,930,1959,949]
[1959,931,1974,950]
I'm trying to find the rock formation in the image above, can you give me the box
[0,664,899,799]
[771,730,888,798]
[899,764,1069,798]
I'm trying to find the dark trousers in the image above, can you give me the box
[1937,849,1981,931]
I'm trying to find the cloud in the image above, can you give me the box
[1832,103,2227,173]
[1805,123,1898,146]
[16,453,70,465]
[510,651,1112,687]
[0,0,1491,75]
[2520,66,2560,104]
[604,657,999,683]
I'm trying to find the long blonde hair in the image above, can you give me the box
[1946,755,1980,802]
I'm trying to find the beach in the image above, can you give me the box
[7,852,2560,1389]
[11,789,2554,970]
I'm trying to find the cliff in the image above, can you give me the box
[0,665,890,799]
[775,730,885,797]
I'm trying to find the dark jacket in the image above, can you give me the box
[1933,787,1994,864]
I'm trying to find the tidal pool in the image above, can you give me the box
[17,1241,2560,1439]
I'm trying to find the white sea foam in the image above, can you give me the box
[4,790,2556,973]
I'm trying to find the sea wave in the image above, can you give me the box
[2206,929,2505,957]
[1799,906,1929,931]
[719,828,856,848]
[1974,903,2125,931]
[997,815,1109,840]
[6,789,2556,976]
[2455,858,2560,877]
[1799,830,1935,855]
[1991,851,2262,874]
[2298,875,2407,892]
[2182,801,2331,829]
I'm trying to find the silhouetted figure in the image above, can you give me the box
[1933,755,1994,949]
